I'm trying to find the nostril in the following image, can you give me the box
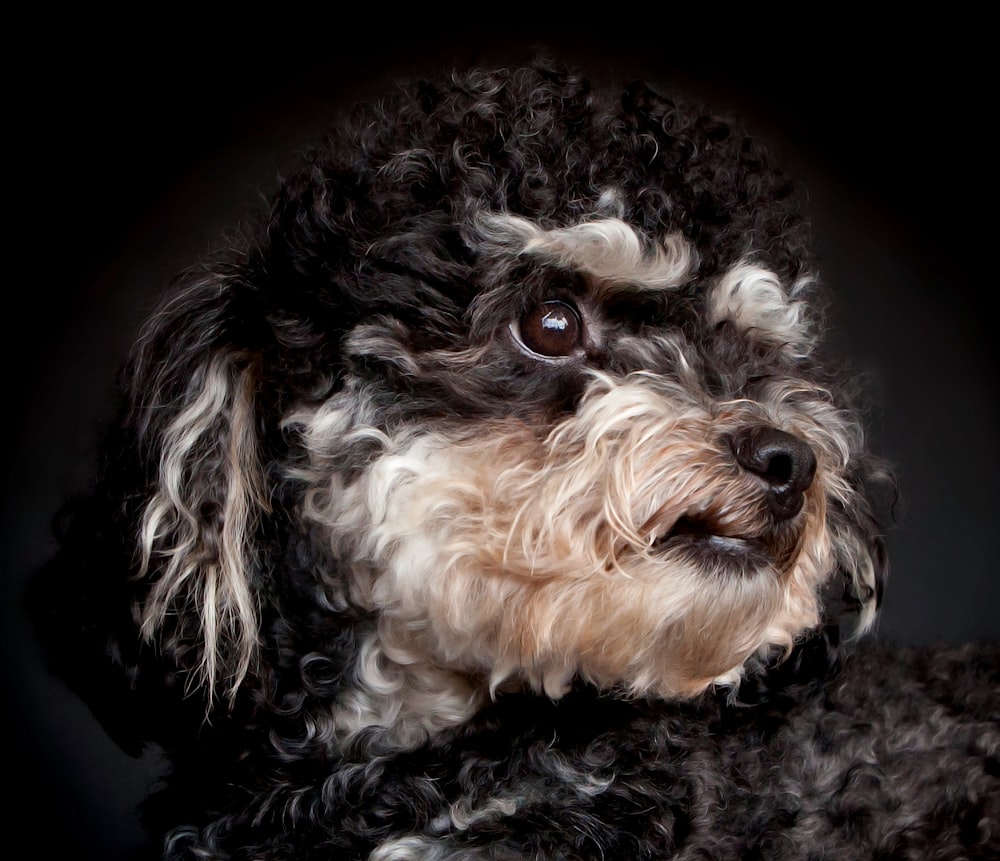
[759,451,794,486]
[731,426,817,519]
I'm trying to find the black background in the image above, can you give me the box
[4,19,996,860]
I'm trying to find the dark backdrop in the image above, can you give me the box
[4,20,996,860]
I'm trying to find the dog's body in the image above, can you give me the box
[31,60,1000,859]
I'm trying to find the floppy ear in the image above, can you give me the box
[127,272,269,706]
[27,267,271,754]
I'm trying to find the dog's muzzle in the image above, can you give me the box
[730,426,817,521]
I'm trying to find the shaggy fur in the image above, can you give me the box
[31,59,1000,860]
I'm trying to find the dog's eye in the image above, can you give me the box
[513,301,583,358]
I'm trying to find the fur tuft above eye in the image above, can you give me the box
[511,300,584,359]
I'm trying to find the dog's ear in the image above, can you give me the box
[126,271,270,707]
[27,266,270,748]
[30,159,368,733]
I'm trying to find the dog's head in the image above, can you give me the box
[37,60,889,750]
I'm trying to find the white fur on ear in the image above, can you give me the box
[136,351,266,703]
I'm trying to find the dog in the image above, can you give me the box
[31,58,1000,859]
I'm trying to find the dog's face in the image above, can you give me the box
[290,215,864,706]
[96,62,886,745]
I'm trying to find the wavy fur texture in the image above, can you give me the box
[30,59,998,860]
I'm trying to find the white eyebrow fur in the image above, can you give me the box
[475,212,695,293]
[709,261,815,357]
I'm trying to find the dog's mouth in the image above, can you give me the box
[652,516,773,566]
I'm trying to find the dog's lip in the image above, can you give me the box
[653,516,768,560]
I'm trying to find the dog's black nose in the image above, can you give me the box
[731,427,817,520]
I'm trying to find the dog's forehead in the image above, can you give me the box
[344,69,808,272]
